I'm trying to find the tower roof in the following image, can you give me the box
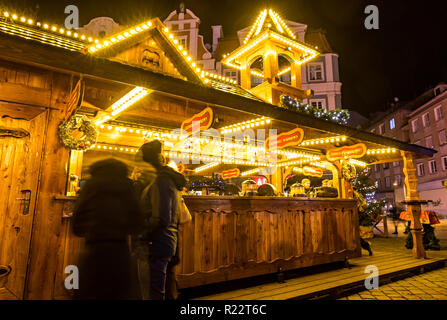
[243,9,297,44]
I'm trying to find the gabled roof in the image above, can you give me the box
[0,9,267,99]
[305,29,333,54]
[242,9,297,44]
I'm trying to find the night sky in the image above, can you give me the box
[2,0,446,116]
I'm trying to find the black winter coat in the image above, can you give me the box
[139,166,186,258]
[72,159,143,300]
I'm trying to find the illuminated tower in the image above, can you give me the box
[222,9,320,105]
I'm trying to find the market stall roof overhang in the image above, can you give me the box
[0,32,436,159]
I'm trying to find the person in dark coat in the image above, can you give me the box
[136,140,186,300]
[72,158,143,300]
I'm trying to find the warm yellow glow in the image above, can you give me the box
[110,87,149,116]
[195,162,219,173]
[220,116,271,134]
[300,136,346,146]
[366,148,397,155]
[348,159,368,167]
[241,168,260,176]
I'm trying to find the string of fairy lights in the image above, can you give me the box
[86,17,237,85]
[1,11,98,51]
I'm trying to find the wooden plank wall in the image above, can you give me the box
[177,197,361,289]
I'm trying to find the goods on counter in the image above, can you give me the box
[241,179,257,196]
[257,183,277,196]
[289,182,307,197]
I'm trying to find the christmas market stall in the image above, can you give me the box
[0,8,436,299]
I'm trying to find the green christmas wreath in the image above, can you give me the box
[342,161,356,182]
[58,116,97,150]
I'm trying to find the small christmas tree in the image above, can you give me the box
[352,166,385,226]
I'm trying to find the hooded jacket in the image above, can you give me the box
[136,164,187,258]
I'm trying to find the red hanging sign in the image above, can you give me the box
[326,143,367,161]
[222,168,240,180]
[177,163,185,174]
[181,107,214,135]
[303,166,324,178]
[266,127,304,150]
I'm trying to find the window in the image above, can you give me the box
[439,129,447,145]
[394,174,402,186]
[389,118,395,130]
[417,163,425,176]
[415,140,422,146]
[442,156,447,171]
[310,99,325,109]
[308,63,324,81]
[385,176,391,188]
[225,70,238,81]
[429,160,437,174]
[383,162,390,170]
[411,119,419,132]
[379,123,385,134]
[393,161,400,167]
[434,106,443,121]
[422,113,430,127]
[426,136,434,149]
[375,164,380,172]
[178,36,188,49]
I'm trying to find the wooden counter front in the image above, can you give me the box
[176,196,361,289]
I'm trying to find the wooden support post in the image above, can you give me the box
[271,167,284,194]
[401,151,426,259]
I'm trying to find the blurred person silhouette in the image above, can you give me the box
[134,140,186,300]
[72,158,143,300]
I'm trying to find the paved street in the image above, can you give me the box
[340,219,447,300]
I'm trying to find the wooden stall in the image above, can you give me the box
[0,8,436,299]
[177,196,360,289]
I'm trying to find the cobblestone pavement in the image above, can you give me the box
[340,219,447,300]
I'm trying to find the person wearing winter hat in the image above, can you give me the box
[133,140,186,300]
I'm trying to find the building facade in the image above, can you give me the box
[163,5,343,110]
[366,84,447,216]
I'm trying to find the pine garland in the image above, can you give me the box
[58,116,98,151]
[279,95,350,125]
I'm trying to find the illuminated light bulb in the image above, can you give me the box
[130,29,136,34]
[51,26,57,31]
[111,37,117,42]
[186,56,191,61]
[136,26,142,32]
[12,14,18,20]
[124,32,130,37]
[59,28,65,34]
[178,45,183,50]
[81,35,86,40]
[96,44,102,49]
[89,47,96,52]
[118,35,124,40]
[20,16,26,22]
[182,50,187,55]
[147,21,152,27]
[88,37,93,42]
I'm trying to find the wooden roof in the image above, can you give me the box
[0,31,436,158]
